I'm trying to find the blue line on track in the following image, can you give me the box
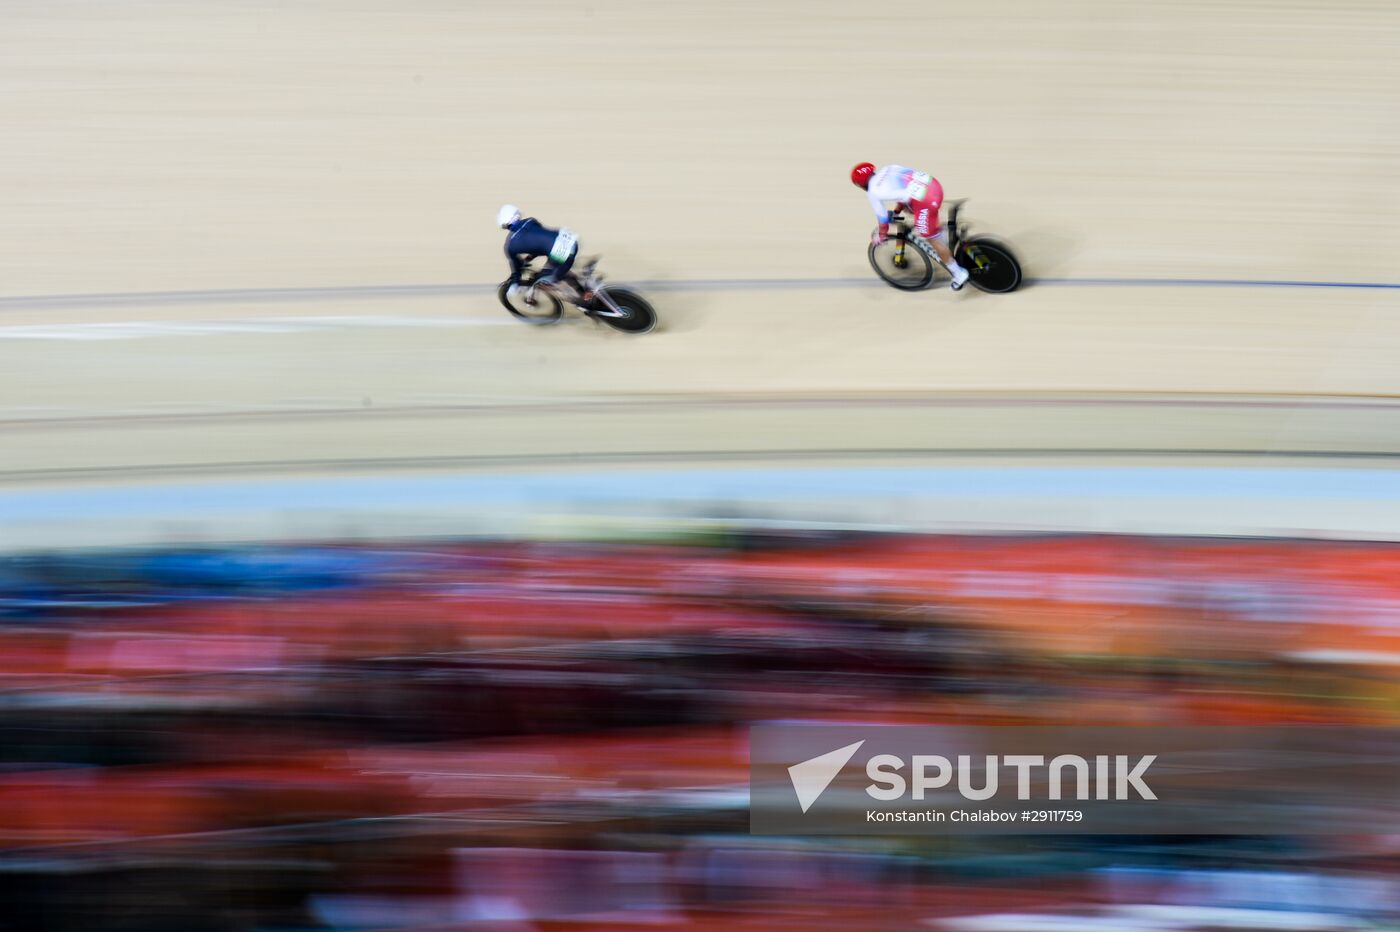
[6,465,1400,523]
[1,275,1398,312]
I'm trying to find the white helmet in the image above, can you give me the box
[497,204,521,228]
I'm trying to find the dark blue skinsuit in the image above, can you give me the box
[503,218,578,285]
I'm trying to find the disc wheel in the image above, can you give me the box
[869,235,936,290]
[957,238,1022,294]
[591,287,657,334]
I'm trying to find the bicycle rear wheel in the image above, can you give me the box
[958,238,1022,294]
[869,235,935,290]
[593,287,657,334]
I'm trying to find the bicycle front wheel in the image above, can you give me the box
[869,235,935,290]
[497,279,564,324]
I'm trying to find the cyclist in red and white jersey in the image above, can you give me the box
[851,162,969,289]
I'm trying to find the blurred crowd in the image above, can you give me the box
[0,531,1397,930]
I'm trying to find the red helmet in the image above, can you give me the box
[850,162,876,189]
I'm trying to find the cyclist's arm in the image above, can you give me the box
[869,191,903,237]
[504,239,525,283]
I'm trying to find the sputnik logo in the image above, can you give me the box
[787,740,864,813]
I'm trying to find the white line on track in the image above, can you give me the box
[0,315,512,341]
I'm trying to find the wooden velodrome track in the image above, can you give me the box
[2,0,1399,539]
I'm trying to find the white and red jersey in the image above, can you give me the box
[867,164,945,236]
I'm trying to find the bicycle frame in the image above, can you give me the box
[890,230,939,266]
[525,263,630,319]
[888,199,969,267]
[887,217,944,270]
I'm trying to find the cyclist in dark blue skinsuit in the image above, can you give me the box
[497,204,578,288]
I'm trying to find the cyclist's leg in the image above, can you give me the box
[928,227,956,267]
[911,190,966,284]
[556,245,578,282]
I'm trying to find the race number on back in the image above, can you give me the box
[549,229,578,263]
[908,171,932,202]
